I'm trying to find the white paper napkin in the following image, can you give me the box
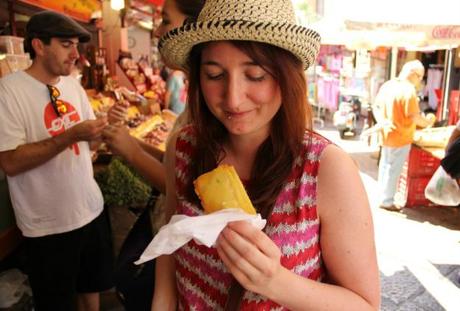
[134,208,266,265]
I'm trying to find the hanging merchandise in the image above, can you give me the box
[425,67,444,111]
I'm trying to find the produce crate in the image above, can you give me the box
[406,145,441,178]
[397,174,435,208]
[396,149,441,208]
[0,36,24,55]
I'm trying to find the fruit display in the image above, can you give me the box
[142,121,170,150]
[118,56,166,105]
[126,114,149,128]
[127,110,176,151]
[119,56,147,93]
[129,114,163,138]
[89,95,115,114]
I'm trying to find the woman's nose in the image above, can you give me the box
[224,76,243,111]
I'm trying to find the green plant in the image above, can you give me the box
[95,158,152,207]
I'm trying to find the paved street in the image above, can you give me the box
[315,120,460,311]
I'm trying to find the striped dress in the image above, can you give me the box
[174,125,330,310]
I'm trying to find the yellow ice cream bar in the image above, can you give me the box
[194,164,256,215]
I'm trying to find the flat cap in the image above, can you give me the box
[26,11,91,43]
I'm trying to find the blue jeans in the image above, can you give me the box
[378,144,411,206]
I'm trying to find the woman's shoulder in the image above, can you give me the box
[301,130,333,157]
[177,124,195,137]
[175,124,197,152]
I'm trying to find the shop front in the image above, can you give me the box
[0,0,175,270]
[312,16,460,208]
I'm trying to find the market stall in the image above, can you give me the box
[0,0,174,265]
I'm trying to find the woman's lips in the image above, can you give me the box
[225,110,250,120]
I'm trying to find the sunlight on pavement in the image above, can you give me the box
[317,122,460,310]
[407,261,460,310]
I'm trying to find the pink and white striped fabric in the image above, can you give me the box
[173,125,329,310]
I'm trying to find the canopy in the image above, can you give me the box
[311,19,460,50]
[309,0,460,49]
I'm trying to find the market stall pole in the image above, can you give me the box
[440,48,455,121]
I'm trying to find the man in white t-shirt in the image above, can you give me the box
[0,11,113,311]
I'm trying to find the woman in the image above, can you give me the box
[103,0,205,193]
[152,0,380,310]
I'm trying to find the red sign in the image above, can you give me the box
[19,0,101,22]
[431,26,460,39]
[145,0,164,6]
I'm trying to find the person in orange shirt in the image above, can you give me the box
[374,60,436,211]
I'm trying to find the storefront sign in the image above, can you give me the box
[431,26,460,40]
[344,20,460,48]
[19,0,101,22]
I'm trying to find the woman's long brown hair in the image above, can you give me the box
[185,41,312,216]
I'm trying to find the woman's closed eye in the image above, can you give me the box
[246,73,266,82]
[203,72,266,82]
[245,66,268,82]
[204,71,224,80]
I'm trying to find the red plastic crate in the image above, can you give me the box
[397,174,437,208]
[407,145,441,178]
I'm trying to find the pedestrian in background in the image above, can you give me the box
[0,11,114,311]
[152,0,380,309]
[374,60,436,211]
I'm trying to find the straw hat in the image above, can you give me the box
[158,0,321,71]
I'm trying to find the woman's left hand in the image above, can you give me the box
[216,220,282,296]
[102,124,141,162]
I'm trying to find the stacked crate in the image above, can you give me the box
[396,145,441,207]
[0,36,31,78]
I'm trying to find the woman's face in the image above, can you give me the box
[200,41,282,140]
[155,0,187,39]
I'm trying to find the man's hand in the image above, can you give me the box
[68,117,108,143]
[108,101,129,125]
[425,113,436,128]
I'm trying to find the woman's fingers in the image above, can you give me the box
[227,221,281,259]
[216,222,282,290]
[216,230,258,285]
